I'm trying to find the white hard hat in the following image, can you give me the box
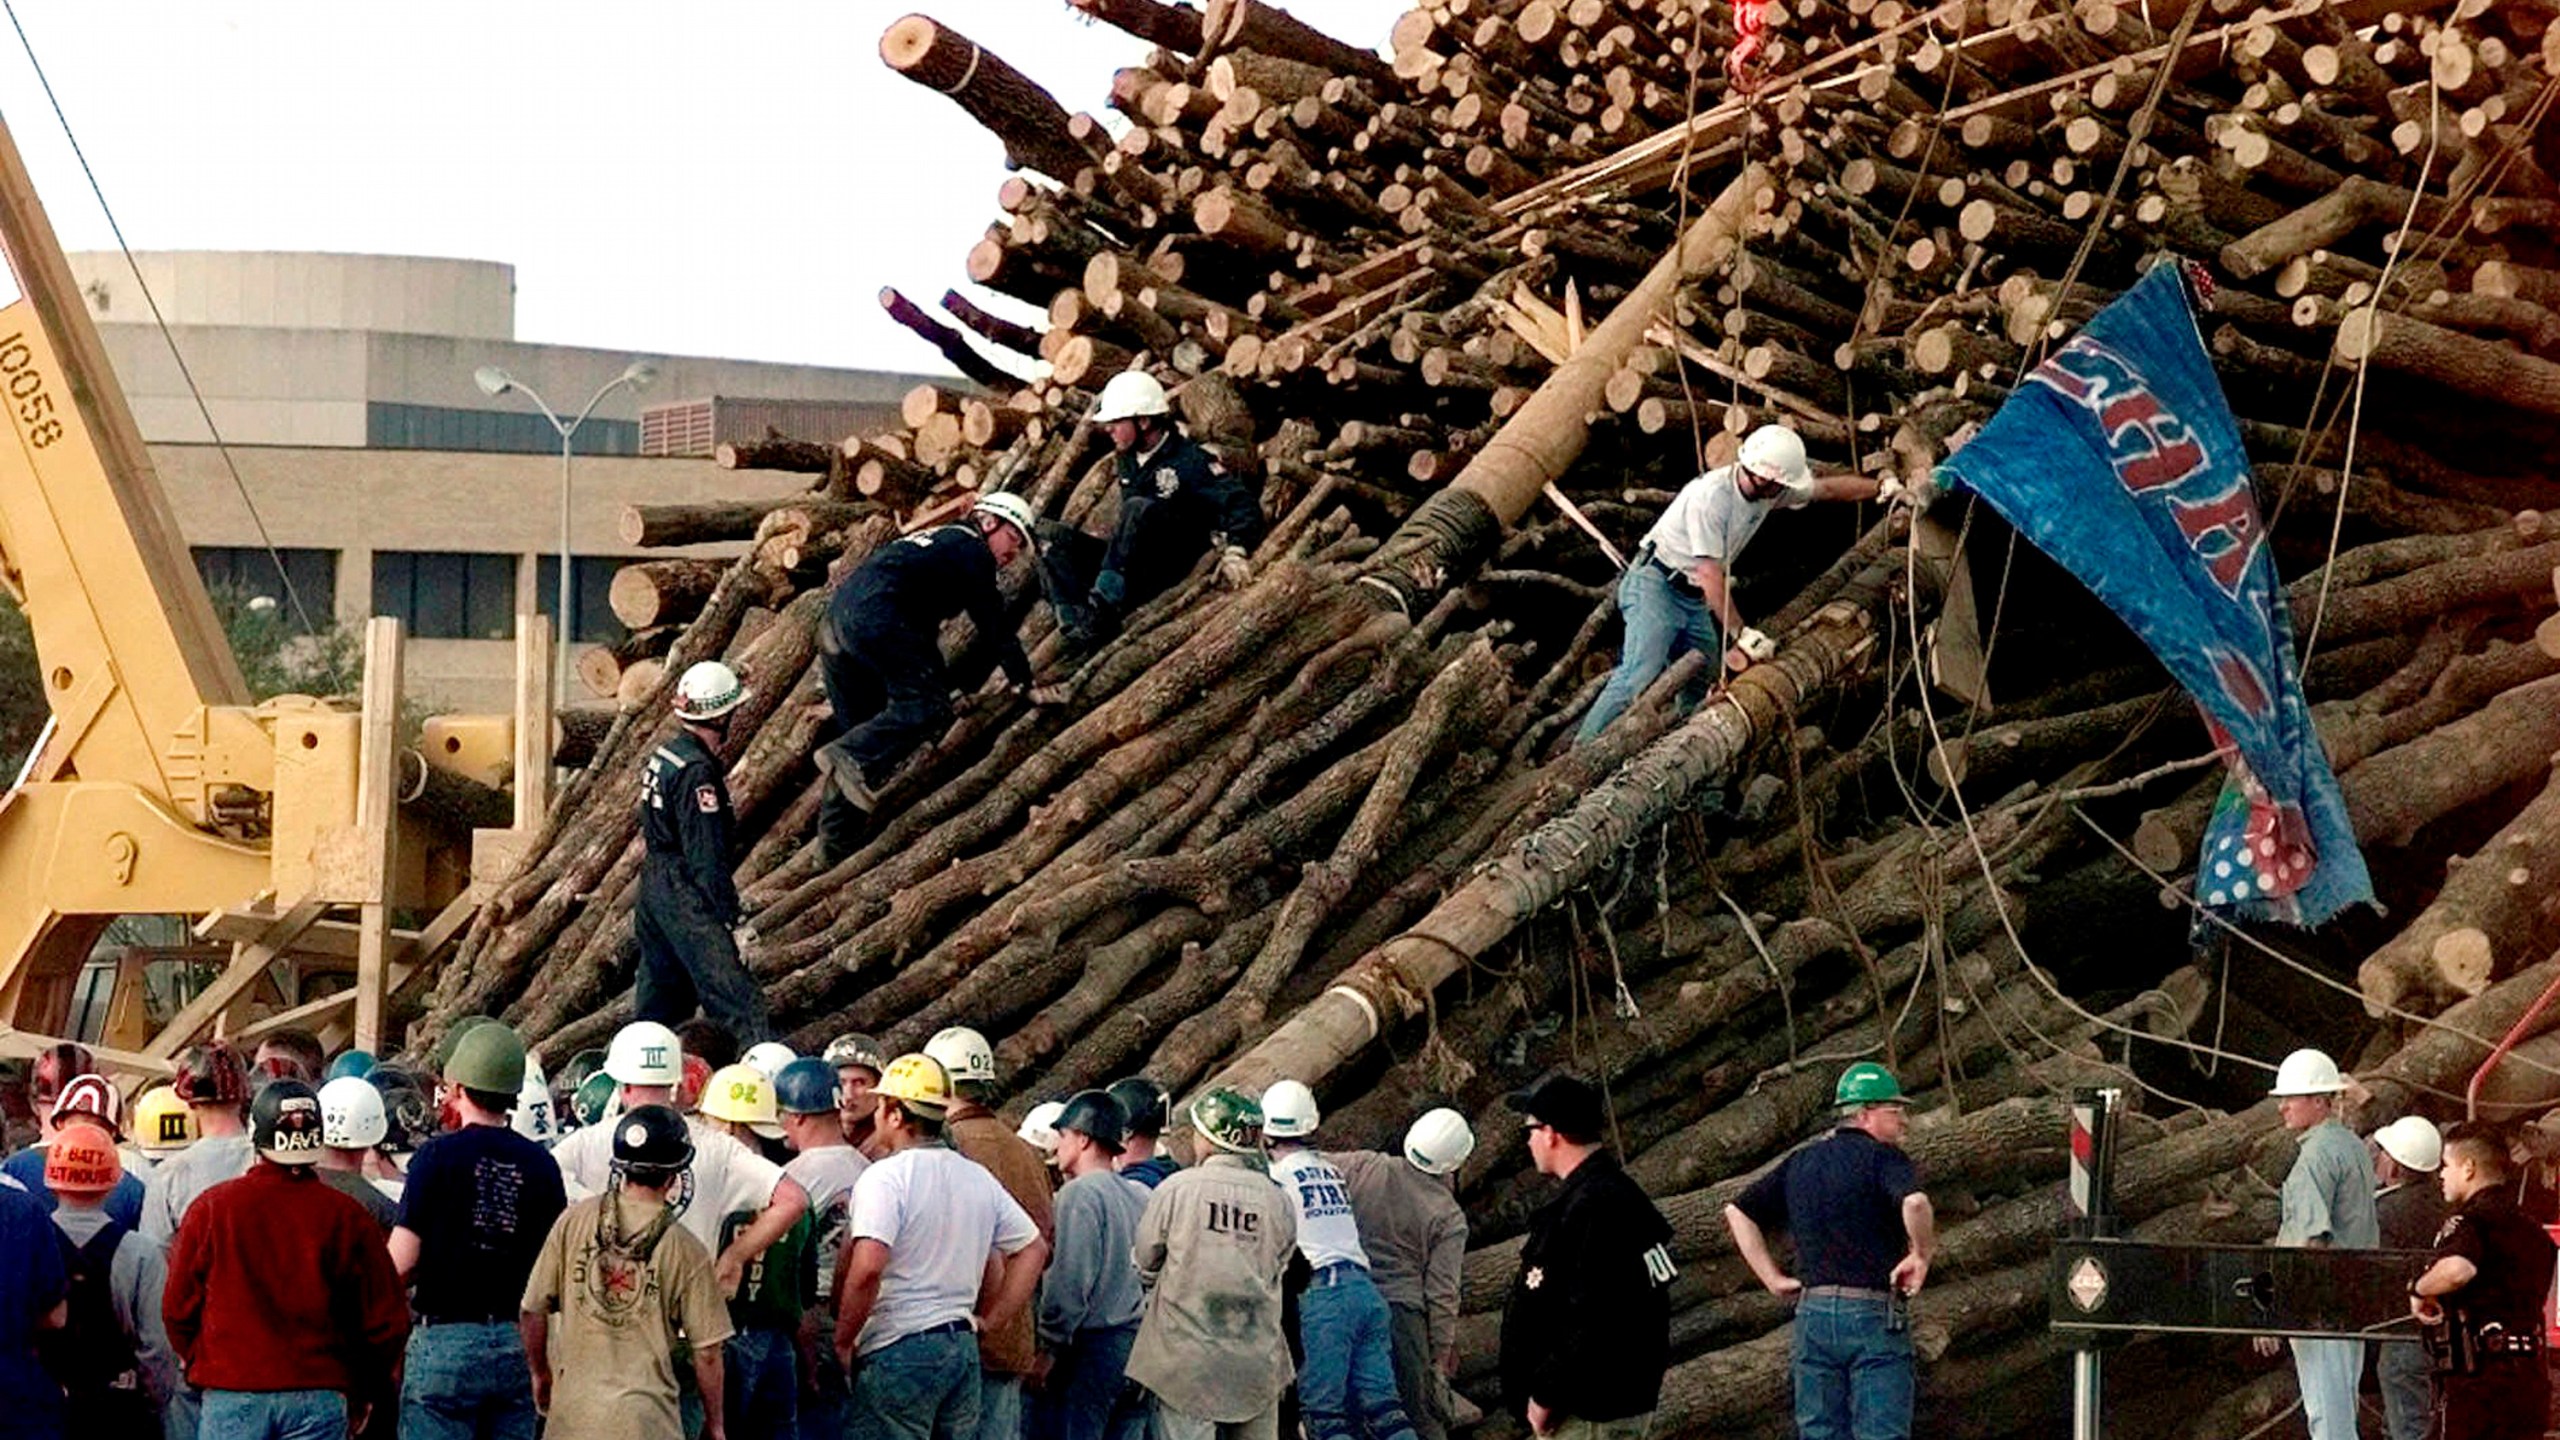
[971,492,1038,547]
[2270,1047,2346,1097]
[1093,370,1171,424]
[2374,1115,2442,1173]
[605,1021,685,1087]
[1260,1079,1321,1140]
[1019,1100,1067,1157]
[318,1076,388,1151]
[742,1042,797,1080]
[924,1026,997,1083]
[514,1055,557,1145]
[1404,1107,1476,1176]
[1736,423,1812,493]
[672,660,749,722]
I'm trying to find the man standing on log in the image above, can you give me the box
[2254,1049,2378,1440]
[637,660,770,1043]
[1036,370,1263,660]
[2369,1116,2444,1440]
[1106,1078,1180,1190]
[1126,1088,1295,1440]
[1331,1110,1474,1440]
[1575,424,1879,746]
[1500,1075,1676,1440]
[812,495,1041,862]
[924,1027,1056,1440]
[2410,1122,2557,1440]
[1723,1062,1934,1440]
[1261,1080,1421,1440]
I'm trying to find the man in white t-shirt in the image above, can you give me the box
[1263,1082,1418,1440]
[553,1020,811,1293]
[1576,423,1881,745]
[778,1057,870,1440]
[835,1053,1049,1440]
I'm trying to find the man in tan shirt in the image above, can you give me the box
[925,1027,1055,1440]
[1127,1089,1296,1440]
[522,1105,734,1440]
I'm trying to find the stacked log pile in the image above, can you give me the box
[422,0,2560,1432]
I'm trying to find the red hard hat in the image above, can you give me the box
[174,1042,251,1107]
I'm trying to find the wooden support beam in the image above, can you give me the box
[148,897,328,1059]
[514,615,554,829]
[353,618,403,1054]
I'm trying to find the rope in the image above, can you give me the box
[1,0,320,638]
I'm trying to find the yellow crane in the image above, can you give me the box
[0,113,545,1071]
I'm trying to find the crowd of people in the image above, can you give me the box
[0,1012,2547,1440]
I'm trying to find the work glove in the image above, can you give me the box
[1879,471,1939,510]
[1091,569,1127,610]
[1216,545,1253,589]
[1736,627,1778,663]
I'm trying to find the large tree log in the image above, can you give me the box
[2359,766,2560,1016]
[880,16,1093,186]
[608,559,730,631]
[2342,673,2560,850]
[2334,308,2560,420]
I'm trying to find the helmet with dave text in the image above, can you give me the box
[251,1078,327,1165]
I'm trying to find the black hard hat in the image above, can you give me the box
[1105,1076,1170,1139]
[249,1077,327,1166]
[612,1103,695,1172]
[1055,1089,1128,1153]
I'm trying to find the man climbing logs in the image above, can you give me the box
[1576,423,1880,746]
[1036,370,1264,660]
[637,660,770,1043]
[813,494,1042,863]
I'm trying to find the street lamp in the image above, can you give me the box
[473,360,658,701]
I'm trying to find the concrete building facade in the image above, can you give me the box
[64,250,941,710]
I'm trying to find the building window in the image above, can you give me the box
[372,552,517,641]
[536,555,631,646]
[367,402,639,456]
[193,547,338,633]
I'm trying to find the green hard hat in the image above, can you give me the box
[572,1069,619,1128]
[445,1022,529,1095]
[1834,1062,1906,1108]
[431,1015,496,1072]
[1187,1086,1265,1154]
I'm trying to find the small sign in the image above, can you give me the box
[2067,1257,2109,1313]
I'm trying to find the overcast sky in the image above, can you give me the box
[0,1,1394,376]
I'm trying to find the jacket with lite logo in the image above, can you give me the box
[1125,1152,1297,1422]
[1498,1150,1676,1425]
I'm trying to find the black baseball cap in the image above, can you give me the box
[1506,1073,1606,1143]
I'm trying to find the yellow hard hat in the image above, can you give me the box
[876,1053,953,1114]
[699,1063,784,1139]
[132,1084,197,1156]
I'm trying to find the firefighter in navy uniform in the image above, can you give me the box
[1037,371,1264,656]
[637,661,771,1042]
[812,493,1040,863]
[1497,1075,1676,1440]
[2410,1122,2558,1440]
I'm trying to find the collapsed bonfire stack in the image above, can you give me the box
[420,0,2560,1433]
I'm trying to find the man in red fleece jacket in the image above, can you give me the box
[165,1077,409,1439]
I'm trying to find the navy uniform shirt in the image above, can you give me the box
[639,729,742,925]
[830,523,1032,688]
[1498,1151,1675,1424]
[2433,1185,2557,1337]
[1733,1126,1919,1292]
[1105,433,1265,598]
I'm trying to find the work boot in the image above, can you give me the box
[813,740,878,812]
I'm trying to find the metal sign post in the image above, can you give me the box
[2064,1087,2122,1440]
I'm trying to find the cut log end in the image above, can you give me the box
[2431,927,2497,997]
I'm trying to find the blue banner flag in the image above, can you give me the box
[1936,262,2372,926]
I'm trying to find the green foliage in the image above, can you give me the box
[207,584,365,701]
[0,595,40,776]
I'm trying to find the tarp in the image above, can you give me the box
[1937,262,2372,927]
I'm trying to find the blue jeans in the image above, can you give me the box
[1032,1324,1145,1440]
[727,1328,799,1440]
[402,1321,539,1440]
[846,1327,981,1440]
[2291,1337,2364,1440]
[975,1374,1023,1440]
[1790,1293,1912,1440]
[2372,1339,2430,1440]
[1576,561,1722,745]
[800,1334,847,1440]
[199,1389,348,1440]
[1297,1268,1416,1440]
